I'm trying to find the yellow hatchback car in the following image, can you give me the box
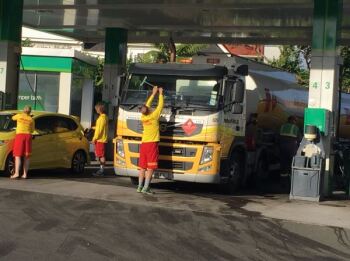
[0,111,90,176]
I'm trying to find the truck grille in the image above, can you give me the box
[128,144,197,157]
[126,119,203,137]
[130,157,193,171]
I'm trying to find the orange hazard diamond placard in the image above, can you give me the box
[182,119,197,135]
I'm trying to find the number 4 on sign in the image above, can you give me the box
[312,82,318,89]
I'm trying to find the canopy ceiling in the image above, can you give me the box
[23,0,350,45]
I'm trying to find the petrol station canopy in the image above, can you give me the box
[22,0,350,45]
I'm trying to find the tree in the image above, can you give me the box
[94,58,104,88]
[269,46,302,74]
[268,45,350,91]
[341,47,350,93]
[135,43,209,64]
[22,38,33,47]
[298,45,312,70]
[269,45,309,87]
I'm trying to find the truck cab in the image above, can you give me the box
[114,63,246,190]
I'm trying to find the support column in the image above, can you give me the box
[103,28,128,160]
[0,0,23,109]
[308,0,342,196]
[103,28,128,116]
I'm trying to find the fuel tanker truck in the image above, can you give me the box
[113,54,350,193]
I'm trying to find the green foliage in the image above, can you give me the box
[341,47,350,93]
[176,44,209,57]
[269,46,302,74]
[22,38,33,47]
[268,45,350,91]
[269,45,309,87]
[135,43,209,64]
[94,58,104,89]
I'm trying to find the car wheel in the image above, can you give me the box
[4,154,15,177]
[71,151,86,174]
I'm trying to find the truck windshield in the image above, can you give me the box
[121,74,220,109]
[0,114,16,132]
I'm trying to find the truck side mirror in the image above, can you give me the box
[231,104,243,114]
[231,80,244,103]
[235,64,248,76]
[218,96,224,109]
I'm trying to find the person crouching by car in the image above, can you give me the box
[92,102,108,176]
[11,106,34,179]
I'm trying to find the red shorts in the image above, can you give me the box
[139,142,159,170]
[13,134,32,157]
[95,142,106,158]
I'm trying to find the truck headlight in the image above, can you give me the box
[116,140,125,158]
[0,140,8,146]
[200,146,213,165]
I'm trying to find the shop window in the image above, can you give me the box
[18,72,59,112]
[70,77,84,118]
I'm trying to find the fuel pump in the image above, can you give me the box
[290,108,330,201]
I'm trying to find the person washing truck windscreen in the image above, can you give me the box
[137,86,164,194]
[11,106,34,179]
[92,103,109,176]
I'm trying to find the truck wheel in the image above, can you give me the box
[249,156,269,188]
[224,154,243,194]
[130,177,138,185]
[256,157,269,181]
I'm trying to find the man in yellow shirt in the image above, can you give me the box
[11,106,35,179]
[137,86,164,194]
[92,102,108,176]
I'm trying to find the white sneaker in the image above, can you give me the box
[92,169,104,177]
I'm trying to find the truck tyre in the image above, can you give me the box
[223,153,244,194]
[249,156,269,188]
[130,177,138,185]
[256,156,269,181]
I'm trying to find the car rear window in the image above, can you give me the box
[35,116,79,134]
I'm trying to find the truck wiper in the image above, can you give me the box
[184,105,215,111]
[128,104,138,110]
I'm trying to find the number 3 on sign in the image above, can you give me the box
[325,82,331,90]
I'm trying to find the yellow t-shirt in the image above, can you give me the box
[141,94,164,143]
[92,113,108,143]
[12,113,35,134]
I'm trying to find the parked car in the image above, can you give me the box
[0,111,90,176]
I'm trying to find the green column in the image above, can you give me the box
[103,27,128,105]
[103,28,128,160]
[307,0,342,198]
[0,0,24,43]
[105,28,128,66]
[0,0,24,109]
[311,0,342,54]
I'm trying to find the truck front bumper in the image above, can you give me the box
[114,167,221,184]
